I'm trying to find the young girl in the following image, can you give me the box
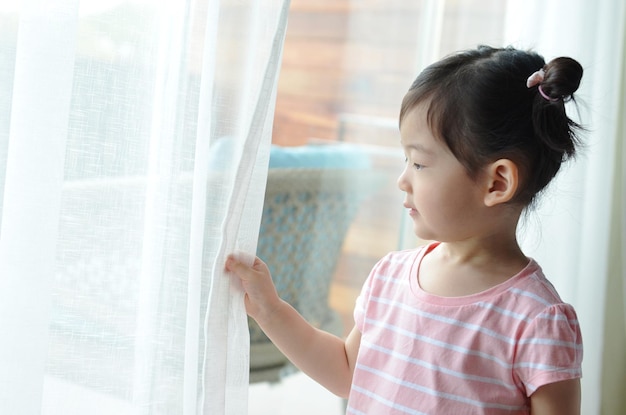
[226,45,584,414]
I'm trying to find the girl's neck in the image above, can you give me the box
[418,234,529,298]
[436,235,526,267]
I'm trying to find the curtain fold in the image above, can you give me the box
[201,1,290,414]
[504,1,626,413]
[0,1,79,412]
[0,0,290,414]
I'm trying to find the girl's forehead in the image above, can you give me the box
[400,103,434,138]
[400,108,441,151]
[400,102,428,125]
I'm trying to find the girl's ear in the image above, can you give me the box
[483,159,519,207]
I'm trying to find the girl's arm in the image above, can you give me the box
[529,378,580,415]
[225,255,361,398]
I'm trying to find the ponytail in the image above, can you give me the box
[530,57,584,162]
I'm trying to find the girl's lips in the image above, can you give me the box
[404,203,418,216]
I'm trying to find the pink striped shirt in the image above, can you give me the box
[348,243,583,414]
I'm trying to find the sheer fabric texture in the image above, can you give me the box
[0,0,289,414]
[504,1,626,413]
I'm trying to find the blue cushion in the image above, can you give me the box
[209,138,370,170]
[269,144,370,169]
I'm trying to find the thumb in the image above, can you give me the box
[225,254,255,280]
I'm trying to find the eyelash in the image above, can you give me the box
[404,157,424,170]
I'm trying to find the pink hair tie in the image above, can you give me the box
[538,85,558,102]
[526,69,545,88]
[526,69,559,102]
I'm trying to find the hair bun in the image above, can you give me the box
[542,57,583,101]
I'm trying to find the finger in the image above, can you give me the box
[225,254,236,270]
[251,256,269,271]
[225,255,242,270]
[225,256,243,273]
[225,255,256,280]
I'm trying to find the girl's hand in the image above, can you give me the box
[225,254,282,323]
[226,253,359,398]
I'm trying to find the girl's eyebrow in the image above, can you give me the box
[402,142,435,156]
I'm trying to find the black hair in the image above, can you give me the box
[400,45,584,207]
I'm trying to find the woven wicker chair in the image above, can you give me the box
[249,167,382,383]
[50,140,381,392]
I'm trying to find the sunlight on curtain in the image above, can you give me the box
[504,0,626,413]
[0,0,289,414]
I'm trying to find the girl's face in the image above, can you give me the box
[397,103,490,243]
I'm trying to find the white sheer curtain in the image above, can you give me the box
[504,1,626,413]
[0,0,289,414]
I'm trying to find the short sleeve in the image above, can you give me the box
[353,255,387,332]
[514,303,583,395]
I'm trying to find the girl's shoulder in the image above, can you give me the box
[369,244,434,281]
[361,245,429,288]
[509,260,566,303]
[379,242,437,265]
[493,259,578,323]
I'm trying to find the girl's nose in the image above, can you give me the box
[397,166,409,192]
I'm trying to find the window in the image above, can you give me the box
[250,2,508,411]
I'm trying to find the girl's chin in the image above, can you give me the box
[411,222,432,241]
[411,219,440,241]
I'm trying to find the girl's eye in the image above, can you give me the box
[404,157,424,170]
